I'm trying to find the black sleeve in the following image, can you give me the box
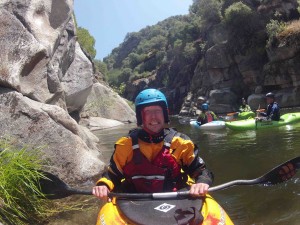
[97,146,124,190]
[183,144,214,186]
[176,133,214,186]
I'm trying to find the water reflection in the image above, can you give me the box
[173,114,300,225]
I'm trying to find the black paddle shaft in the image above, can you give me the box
[39,156,300,200]
[209,156,300,192]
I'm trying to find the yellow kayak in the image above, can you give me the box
[96,194,233,225]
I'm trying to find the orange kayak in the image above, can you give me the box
[96,194,234,225]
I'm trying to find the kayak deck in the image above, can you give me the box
[96,194,233,225]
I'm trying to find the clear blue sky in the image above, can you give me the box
[74,0,193,60]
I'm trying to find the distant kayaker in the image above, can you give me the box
[239,98,252,112]
[196,103,218,125]
[257,92,280,121]
[92,88,214,201]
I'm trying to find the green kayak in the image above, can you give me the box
[225,112,300,131]
[237,111,255,120]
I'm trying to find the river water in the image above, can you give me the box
[49,110,300,225]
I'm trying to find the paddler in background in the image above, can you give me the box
[256,92,280,121]
[239,97,252,112]
[196,103,218,125]
[92,88,214,201]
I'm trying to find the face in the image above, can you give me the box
[141,105,164,134]
[266,97,274,104]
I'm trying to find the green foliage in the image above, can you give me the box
[77,27,96,59]
[127,52,144,69]
[119,82,126,95]
[106,69,123,86]
[224,2,253,28]
[183,42,198,62]
[0,140,48,225]
[137,35,167,54]
[94,59,108,77]
[174,39,183,49]
[118,68,133,84]
[297,0,300,14]
[191,0,222,23]
[103,14,205,88]
[224,2,263,52]
[266,19,286,47]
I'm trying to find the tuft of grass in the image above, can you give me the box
[0,139,95,225]
[0,139,49,225]
[278,20,300,39]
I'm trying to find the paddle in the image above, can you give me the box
[255,104,261,129]
[39,156,299,200]
[227,112,238,116]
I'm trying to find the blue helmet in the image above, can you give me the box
[135,89,169,126]
[201,103,209,110]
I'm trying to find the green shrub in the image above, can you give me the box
[0,140,47,225]
[107,69,122,86]
[224,2,253,28]
[266,19,286,47]
[191,0,222,23]
[94,59,108,77]
[77,27,96,59]
[183,42,198,62]
[224,2,263,52]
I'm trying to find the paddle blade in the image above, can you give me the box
[38,171,73,199]
[259,156,300,186]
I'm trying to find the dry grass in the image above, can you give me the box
[278,20,300,39]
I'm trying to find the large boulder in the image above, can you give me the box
[248,87,300,109]
[208,89,238,113]
[0,0,74,103]
[0,89,104,183]
[81,82,136,124]
[61,42,94,113]
[0,0,136,183]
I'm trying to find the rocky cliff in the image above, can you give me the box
[104,0,300,115]
[0,0,135,184]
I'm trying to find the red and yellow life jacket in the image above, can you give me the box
[122,129,186,193]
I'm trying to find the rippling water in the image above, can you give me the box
[175,114,300,225]
[50,111,300,225]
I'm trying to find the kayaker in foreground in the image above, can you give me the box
[256,92,280,121]
[196,103,218,125]
[93,88,214,201]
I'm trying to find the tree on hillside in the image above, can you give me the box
[77,27,96,59]
[190,0,222,24]
[94,59,108,77]
[224,2,263,52]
